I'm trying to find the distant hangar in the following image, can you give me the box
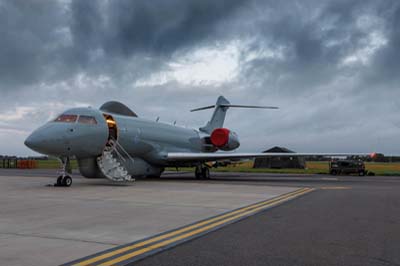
[253,146,305,169]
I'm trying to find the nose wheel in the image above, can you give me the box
[56,175,72,187]
[55,157,73,187]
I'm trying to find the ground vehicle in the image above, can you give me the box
[329,160,366,176]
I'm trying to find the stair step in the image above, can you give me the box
[97,140,134,183]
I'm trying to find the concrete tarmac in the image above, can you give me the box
[134,173,400,266]
[0,169,298,266]
[2,169,399,266]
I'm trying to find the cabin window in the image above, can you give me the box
[78,115,97,125]
[54,114,78,123]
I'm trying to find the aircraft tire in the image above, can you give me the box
[56,176,63,186]
[195,167,202,179]
[202,167,210,179]
[62,176,72,187]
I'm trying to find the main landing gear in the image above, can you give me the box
[55,157,73,187]
[195,165,210,180]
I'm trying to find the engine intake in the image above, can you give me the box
[210,128,240,151]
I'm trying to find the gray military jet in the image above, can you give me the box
[25,96,371,186]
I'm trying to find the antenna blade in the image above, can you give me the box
[190,105,216,112]
[219,104,279,109]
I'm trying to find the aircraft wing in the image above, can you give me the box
[166,152,375,162]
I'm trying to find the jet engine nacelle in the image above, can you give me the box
[210,128,240,151]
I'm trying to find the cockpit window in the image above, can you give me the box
[78,115,97,125]
[54,114,78,123]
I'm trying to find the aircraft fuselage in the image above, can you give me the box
[25,106,205,178]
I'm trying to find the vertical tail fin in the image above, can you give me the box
[190,96,278,134]
[199,96,230,133]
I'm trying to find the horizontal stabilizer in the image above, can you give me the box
[190,105,216,112]
[191,104,278,112]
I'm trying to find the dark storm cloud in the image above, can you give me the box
[98,0,245,56]
[0,0,246,92]
[365,2,400,88]
[2,0,398,93]
[0,0,68,91]
[68,0,104,67]
[68,0,248,69]
[239,0,394,95]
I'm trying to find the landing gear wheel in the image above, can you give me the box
[56,176,63,186]
[62,176,72,187]
[202,167,210,179]
[195,166,210,180]
[55,156,73,187]
[195,167,203,179]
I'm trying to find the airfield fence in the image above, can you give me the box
[0,158,37,169]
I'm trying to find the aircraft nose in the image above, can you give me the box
[24,130,45,151]
[24,124,72,156]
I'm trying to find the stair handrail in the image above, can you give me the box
[109,137,135,164]
[110,141,127,162]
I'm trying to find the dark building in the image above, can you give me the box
[253,146,305,169]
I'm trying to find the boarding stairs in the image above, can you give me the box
[97,138,135,182]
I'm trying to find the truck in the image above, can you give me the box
[329,159,366,176]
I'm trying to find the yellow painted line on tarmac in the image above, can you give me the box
[73,188,309,266]
[98,188,314,266]
[70,187,313,266]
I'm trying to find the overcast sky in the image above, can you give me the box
[1,0,400,156]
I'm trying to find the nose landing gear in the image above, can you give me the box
[55,157,73,187]
[56,175,72,187]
